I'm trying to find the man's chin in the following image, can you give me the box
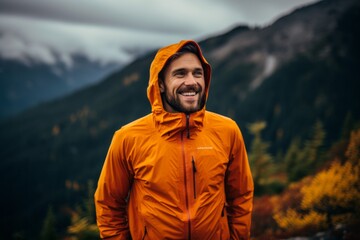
[164,94,204,113]
[180,104,201,114]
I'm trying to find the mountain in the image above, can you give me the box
[0,56,119,119]
[0,0,359,238]
[201,0,360,150]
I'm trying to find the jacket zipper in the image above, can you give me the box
[192,157,197,199]
[181,132,191,240]
[186,114,190,139]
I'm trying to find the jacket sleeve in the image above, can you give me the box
[225,123,254,240]
[94,130,133,239]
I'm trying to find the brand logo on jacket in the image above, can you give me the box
[197,146,213,150]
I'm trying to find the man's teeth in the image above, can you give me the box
[181,92,196,96]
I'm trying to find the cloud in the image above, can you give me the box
[0,0,242,34]
[0,0,319,67]
[0,14,185,67]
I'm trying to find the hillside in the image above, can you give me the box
[0,0,359,238]
[0,57,118,119]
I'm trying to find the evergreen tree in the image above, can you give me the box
[340,112,355,140]
[84,180,95,223]
[40,206,57,240]
[303,120,326,167]
[248,121,274,195]
[284,138,303,182]
[346,128,360,165]
[284,120,326,182]
[67,180,99,240]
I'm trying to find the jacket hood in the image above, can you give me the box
[146,40,212,138]
[147,40,211,114]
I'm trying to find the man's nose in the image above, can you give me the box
[184,73,197,85]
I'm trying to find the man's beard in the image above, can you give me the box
[162,85,206,114]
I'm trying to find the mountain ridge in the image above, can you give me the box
[0,56,120,119]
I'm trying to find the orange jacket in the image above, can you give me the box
[95,40,254,240]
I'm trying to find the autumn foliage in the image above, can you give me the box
[251,128,360,238]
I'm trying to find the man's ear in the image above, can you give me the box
[159,79,165,93]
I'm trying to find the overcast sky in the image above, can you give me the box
[0,0,319,68]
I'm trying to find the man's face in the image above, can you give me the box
[159,53,206,114]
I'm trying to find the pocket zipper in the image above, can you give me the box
[221,203,226,217]
[192,157,197,199]
[141,226,147,240]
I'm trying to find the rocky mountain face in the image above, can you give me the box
[0,0,359,238]
[202,0,356,99]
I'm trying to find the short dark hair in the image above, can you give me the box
[158,43,205,80]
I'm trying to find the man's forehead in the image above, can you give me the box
[168,53,202,69]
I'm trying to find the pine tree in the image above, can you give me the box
[248,121,274,195]
[40,206,57,240]
[84,180,95,223]
[284,120,326,182]
[67,179,99,240]
[302,120,326,169]
[284,138,302,182]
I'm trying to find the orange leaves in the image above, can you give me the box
[251,196,278,237]
[122,73,140,86]
[301,161,360,211]
[273,209,326,231]
[52,124,61,136]
[273,129,360,235]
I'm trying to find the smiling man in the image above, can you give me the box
[95,40,254,240]
[159,47,206,114]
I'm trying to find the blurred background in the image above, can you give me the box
[0,0,359,239]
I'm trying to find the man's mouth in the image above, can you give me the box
[178,86,200,96]
[180,91,197,96]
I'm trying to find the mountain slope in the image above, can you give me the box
[0,0,359,238]
[0,57,118,119]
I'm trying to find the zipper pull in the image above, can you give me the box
[186,114,190,139]
[192,157,197,173]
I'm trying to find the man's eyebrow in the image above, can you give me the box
[193,68,204,72]
[172,68,186,73]
[172,67,203,73]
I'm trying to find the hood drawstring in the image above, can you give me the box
[186,114,190,139]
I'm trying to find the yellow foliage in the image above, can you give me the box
[52,125,60,136]
[67,217,98,234]
[273,209,326,231]
[67,209,99,239]
[68,106,92,124]
[273,128,360,234]
[274,160,360,231]
[248,121,266,135]
[301,161,360,211]
[123,73,140,86]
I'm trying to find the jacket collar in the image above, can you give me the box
[153,109,205,139]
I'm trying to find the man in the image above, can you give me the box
[95,40,254,239]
